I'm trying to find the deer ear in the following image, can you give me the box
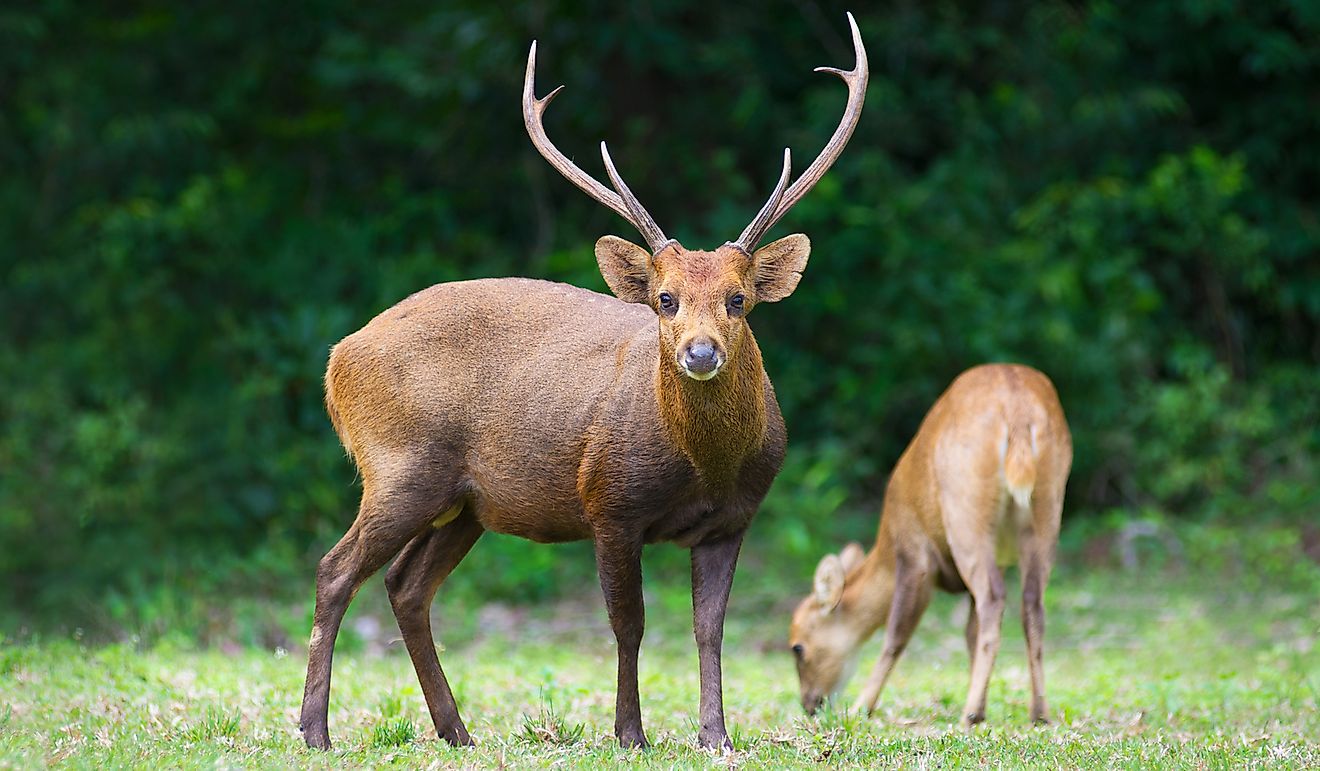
[596,236,652,304]
[839,542,865,573]
[812,553,846,612]
[751,233,810,302]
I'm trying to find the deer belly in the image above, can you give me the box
[477,506,591,543]
[466,484,592,544]
[643,504,747,548]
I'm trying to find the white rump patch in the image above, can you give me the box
[1006,480,1033,511]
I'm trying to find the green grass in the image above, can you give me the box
[1,570,1317,769]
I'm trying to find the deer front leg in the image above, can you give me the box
[853,556,932,715]
[964,596,979,672]
[690,531,745,751]
[594,534,648,749]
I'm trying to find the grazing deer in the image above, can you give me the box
[789,364,1071,726]
[299,14,868,751]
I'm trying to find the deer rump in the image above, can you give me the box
[324,276,786,548]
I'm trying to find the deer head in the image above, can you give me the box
[523,13,867,382]
[788,543,871,712]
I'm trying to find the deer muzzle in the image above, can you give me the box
[801,691,824,715]
[680,339,724,380]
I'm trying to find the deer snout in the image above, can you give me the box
[680,340,724,380]
[802,692,824,716]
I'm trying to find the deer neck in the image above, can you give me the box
[840,530,899,640]
[655,334,767,491]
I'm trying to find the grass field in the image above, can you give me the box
[2,567,1317,769]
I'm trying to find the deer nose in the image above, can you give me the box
[682,341,722,378]
[803,694,823,715]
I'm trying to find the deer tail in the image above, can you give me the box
[1003,422,1037,510]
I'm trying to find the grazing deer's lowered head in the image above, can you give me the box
[790,541,870,712]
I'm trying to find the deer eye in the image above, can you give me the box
[791,643,804,657]
[658,292,678,315]
[728,293,746,316]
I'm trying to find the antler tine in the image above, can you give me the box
[600,142,673,253]
[522,42,636,228]
[730,148,792,254]
[739,12,868,248]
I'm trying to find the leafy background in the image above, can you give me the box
[1,1,1317,641]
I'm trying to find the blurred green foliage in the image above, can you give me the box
[1,1,1317,636]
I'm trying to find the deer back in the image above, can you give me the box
[325,277,785,545]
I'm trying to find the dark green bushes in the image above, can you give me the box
[1,2,1316,637]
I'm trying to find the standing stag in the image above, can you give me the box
[789,364,1071,726]
[299,13,868,750]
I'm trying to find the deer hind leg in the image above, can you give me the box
[854,554,933,715]
[384,505,484,746]
[1019,493,1060,724]
[299,472,454,750]
[945,501,1007,727]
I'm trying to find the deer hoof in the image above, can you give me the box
[300,724,332,751]
[439,724,475,747]
[698,728,733,751]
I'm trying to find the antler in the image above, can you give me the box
[731,148,792,254]
[600,143,674,253]
[523,42,672,253]
[525,12,865,256]
[732,11,869,253]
